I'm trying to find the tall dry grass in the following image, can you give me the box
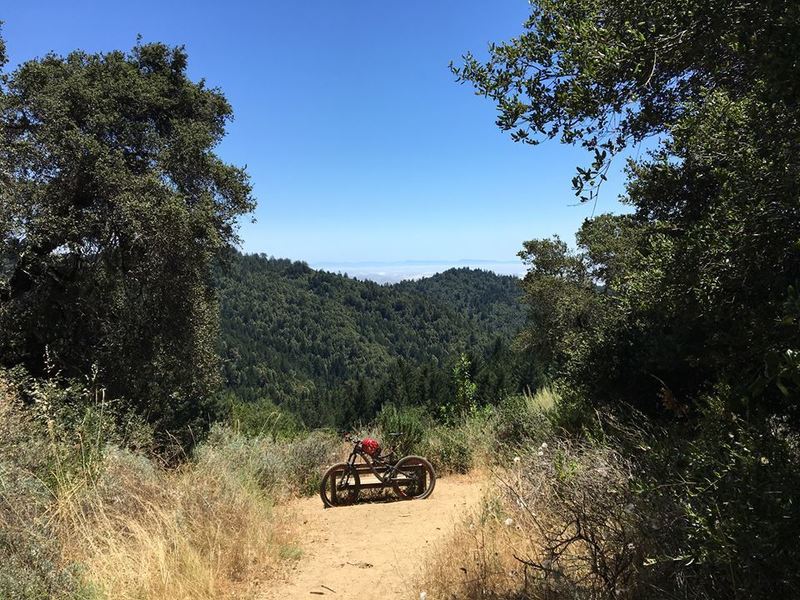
[51,424,340,599]
[53,446,293,600]
[1,370,340,599]
[415,440,644,600]
[415,496,534,600]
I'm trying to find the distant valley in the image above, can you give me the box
[216,251,533,427]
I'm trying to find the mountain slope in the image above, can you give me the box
[396,267,525,335]
[216,252,527,426]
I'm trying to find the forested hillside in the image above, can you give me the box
[216,251,530,426]
[2,2,799,596]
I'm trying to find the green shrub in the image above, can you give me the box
[420,409,495,474]
[0,378,94,600]
[286,429,342,495]
[493,388,556,451]
[623,403,800,599]
[422,424,474,474]
[225,396,303,440]
[1,366,154,487]
[376,403,427,456]
[0,460,92,600]
[195,425,339,497]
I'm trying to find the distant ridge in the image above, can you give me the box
[215,250,528,426]
[310,259,525,284]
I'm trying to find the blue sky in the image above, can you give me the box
[2,1,633,274]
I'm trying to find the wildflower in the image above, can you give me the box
[540,442,548,450]
[537,450,544,457]
[760,456,770,465]
[504,517,514,526]
[513,456,521,465]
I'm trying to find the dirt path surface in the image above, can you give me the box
[262,474,486,600]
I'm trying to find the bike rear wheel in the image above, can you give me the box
[392,455,436,500]
[320,463,361,507]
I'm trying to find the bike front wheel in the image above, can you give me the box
[392,455,436,500]
[320,463,361,507]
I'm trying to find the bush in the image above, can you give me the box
[422,424,474,474]
[0,460,92,600]
[376,403,427,457]
[1,370,343,599]
[619,404,800,599]
[420,409,495,474]
[224,396,303,440]
[421,399,800,600]
[417,436,648,600]
[509,440,645,599]
[0,375,91,600]
[196,425,340,497]
[493,388,555,452]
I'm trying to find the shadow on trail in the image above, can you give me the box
[323,488,430,508]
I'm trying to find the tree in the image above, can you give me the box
[0,36,254,433]
[451,353,477,416]
[454,0,800,420]
[215,252,528,426]
[455,3,800,595]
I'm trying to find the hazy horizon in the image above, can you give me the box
[310,258,526,284]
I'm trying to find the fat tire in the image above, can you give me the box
[392,455,436,500]
[320,463,361,507]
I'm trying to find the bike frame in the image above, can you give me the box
[339,440,414,488]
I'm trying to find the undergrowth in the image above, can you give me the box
[0,369,338,600]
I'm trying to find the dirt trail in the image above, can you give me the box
[261,474,486,600]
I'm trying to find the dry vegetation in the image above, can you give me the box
[54,448,293,600]
[0,372,340,600]
[415,395,650,600]
[416,446,639,599]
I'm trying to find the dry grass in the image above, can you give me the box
[415,495,532,600]
[416,440,643,600]
[1,372,335,600]
[53,446,295,600]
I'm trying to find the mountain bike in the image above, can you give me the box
[319,433,436,507]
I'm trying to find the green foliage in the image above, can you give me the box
[0,38,254,436]
[375,403,427,457]
[451,353,477,416]
[421,410,495,475]
[396,266,527,335]
[457,0,800,422]
[421,424,474,475]
[1,366,154,487]
[0,463,95,600]
[0,374,98,599]
[223,394,303,440]
[455,0,800,596]
[217,251,531,427]
[196,425,340,497]
[493,388,556,450]
[618,406,800,598]
[428,430,472,475]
